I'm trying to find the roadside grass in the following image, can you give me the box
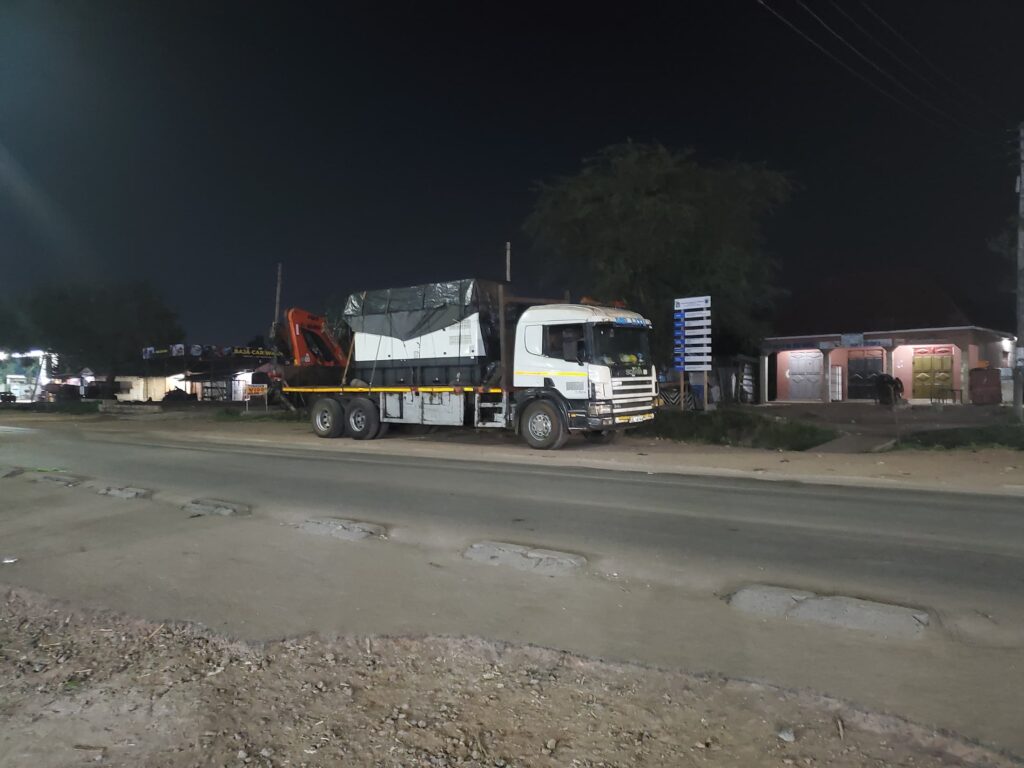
[635,408,837,451]
[898,424,1024,451]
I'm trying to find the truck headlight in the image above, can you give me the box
[588,401,613,416]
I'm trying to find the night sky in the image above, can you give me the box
[2,1,1022,342]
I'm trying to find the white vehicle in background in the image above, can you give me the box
[280,278,657,449]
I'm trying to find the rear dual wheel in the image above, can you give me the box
[311,398,344,438]
[345,397,381,440]
[311,397,387,440]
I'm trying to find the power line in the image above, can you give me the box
[796,0,974,134]
[756,0,958,133]
[828,2,951,106]
[859,0,994,113]
[758,0,1011,158]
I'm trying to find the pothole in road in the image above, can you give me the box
[183,499,252,517]
[300,518,387,541]
[36,473,88,487]
[728,585,930,640]
[97,485,153,500]
[463,541,587,576]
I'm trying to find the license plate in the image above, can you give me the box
[617,413,654,424]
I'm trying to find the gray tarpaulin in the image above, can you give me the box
[343,279,499,342]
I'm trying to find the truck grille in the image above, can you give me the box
[610,376,657,414]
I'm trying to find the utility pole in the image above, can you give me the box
[1016,123,1024,422]
[505,241,512,283]
[270,262,283,342]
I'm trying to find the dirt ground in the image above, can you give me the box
[0,589,1016,768]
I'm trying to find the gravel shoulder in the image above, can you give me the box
[2,588,1017,768]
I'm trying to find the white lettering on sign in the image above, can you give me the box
[674,296,711,311]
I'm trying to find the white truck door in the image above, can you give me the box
[513,322,589,401]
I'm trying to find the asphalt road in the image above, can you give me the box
[2,420,1024,753]
[4,422,1023,615]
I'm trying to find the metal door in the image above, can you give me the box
[847,350,884,400]
[787,351,823,400]
[912,347,953,399]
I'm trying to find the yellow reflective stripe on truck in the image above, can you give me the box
[513,371,588,377]
[282,386,504,394]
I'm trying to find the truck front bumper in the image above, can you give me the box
[569,411,655,431]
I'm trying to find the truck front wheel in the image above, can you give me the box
[311,398,345,438]
[521,400,568,450]
[346,397,381,440]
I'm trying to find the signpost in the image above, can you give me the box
[673,296,712,410]
[244,383,269,413]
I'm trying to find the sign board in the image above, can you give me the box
[673,295,712,373]
[674,296,711,311]
[840,333,865,348]
[245,384,268,399]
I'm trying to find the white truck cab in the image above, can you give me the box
[512,304,656,445]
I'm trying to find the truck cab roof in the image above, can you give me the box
[519,304,652,327]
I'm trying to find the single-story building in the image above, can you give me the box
[760,326,1016,404]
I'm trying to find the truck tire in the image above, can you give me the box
[521,399,568,450]
[346,397,381,440]
[311,398,345,438]
[583,430,618,444]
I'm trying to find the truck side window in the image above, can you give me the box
[524,325,542,355]
[543,324,585,362]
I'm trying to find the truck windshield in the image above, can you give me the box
[590,324,651,368]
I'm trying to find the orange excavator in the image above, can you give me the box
[273,308,349,387]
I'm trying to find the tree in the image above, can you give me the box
[0,298,31,352]
[17,281,184,380]
[524,142,792,358]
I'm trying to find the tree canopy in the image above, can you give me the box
[1,281,183,378]
[524,142,792,358]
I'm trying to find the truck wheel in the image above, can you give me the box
[311,398,345,438]
[583,430,618,444]
[521,400,567,450]
[346,397,381,440]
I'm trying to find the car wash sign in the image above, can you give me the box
[673,295,711,372]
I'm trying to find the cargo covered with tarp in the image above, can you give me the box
[342,278,502,386]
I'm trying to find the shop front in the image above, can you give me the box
[760,326,1014,405]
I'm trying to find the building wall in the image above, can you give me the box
[114,376,179,402]
[826,347,848,400]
